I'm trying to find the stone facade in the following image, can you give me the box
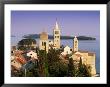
[53,21,60,49]
[72,51,96,76]
[72,36,96,76]
[39,32,49,53]
[73,36,78,52]
[61,46,72,56]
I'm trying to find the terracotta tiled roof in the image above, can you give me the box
[78,50,95,55]
[78,50,89,53]
[73,50,95,57]
[16,57,26,64]
[88,52,95,56]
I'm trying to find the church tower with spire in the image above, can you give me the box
[73,36,78,52]
[53,20,60,49]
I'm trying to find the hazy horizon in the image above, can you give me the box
[11,11,100,38]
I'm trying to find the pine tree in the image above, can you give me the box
[78,57,91,77]
[68,57,75,76]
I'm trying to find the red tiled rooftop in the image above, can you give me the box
[16,57,27,64]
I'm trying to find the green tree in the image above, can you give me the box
[18,38,36,50]
[37,50,46,76]
[47,47,60,66]
[11,69,24,77]
[58,61,68,76]
[48,61,68,77]
[47,47,69,77]
[78,57,91,77]
[68,58,76,76]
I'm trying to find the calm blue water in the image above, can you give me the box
[11,37,100,74]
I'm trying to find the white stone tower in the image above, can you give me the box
[53,20,60,49]
[73,36,78,52]
[39,31,49,53]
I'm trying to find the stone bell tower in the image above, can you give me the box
[53,20,60,49]
[73,36,78,52]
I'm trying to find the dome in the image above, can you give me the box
[41,32,47,35]
[40,32,48,40]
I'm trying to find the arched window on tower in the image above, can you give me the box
[55,31,59,34]
[57,36,59,38]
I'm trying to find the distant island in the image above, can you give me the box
[23,34,96,40]
[11,35,16,37]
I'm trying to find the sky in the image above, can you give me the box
[11,11,100,37]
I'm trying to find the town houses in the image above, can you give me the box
[11,20,96,77]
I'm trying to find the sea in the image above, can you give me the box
[11,36,100,74]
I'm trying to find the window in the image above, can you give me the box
[42,42,46,46]
[55,31,59,34]
[57,36,59,38]
[44,42,46,46]
[42,42,44,46]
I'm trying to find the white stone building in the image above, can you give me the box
[11,59,22,70]
[27,51,38,60]
[61,46,72,56]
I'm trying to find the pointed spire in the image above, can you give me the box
[55,18,59,29]
[75,36,78,39]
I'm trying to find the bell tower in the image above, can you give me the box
[73,36,78,52]
[53,20,60,49]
